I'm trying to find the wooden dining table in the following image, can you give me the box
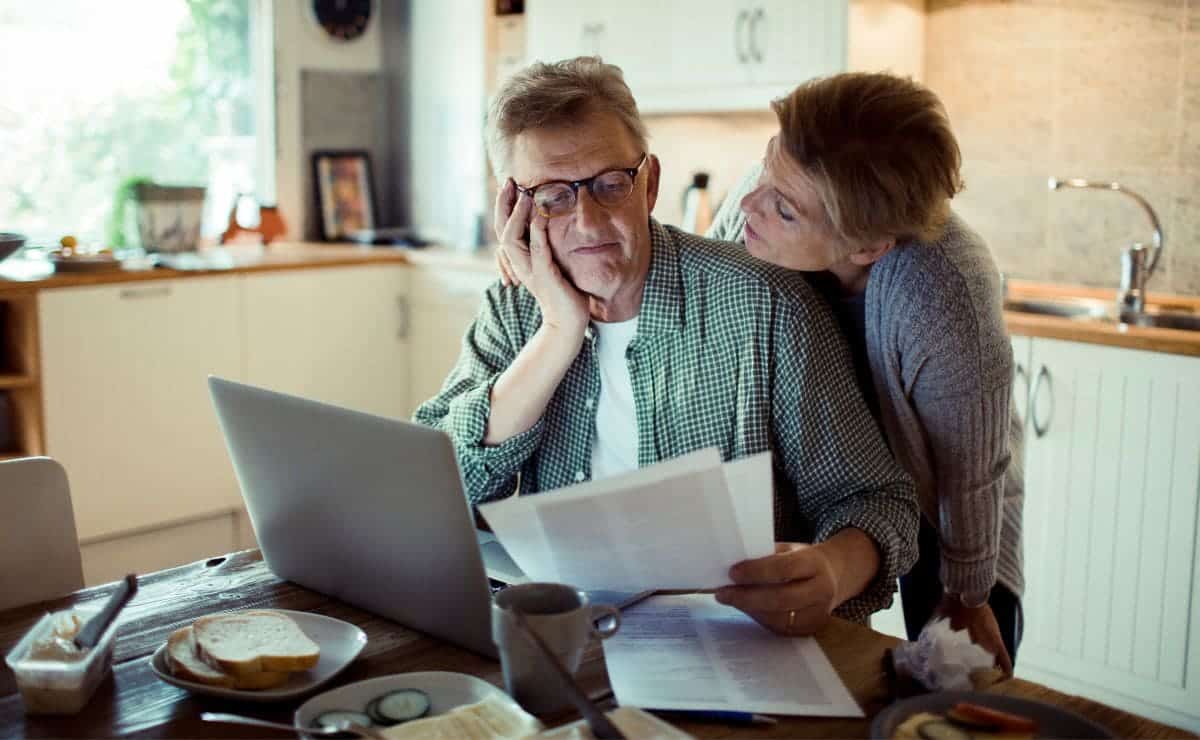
[0,550,1190,738]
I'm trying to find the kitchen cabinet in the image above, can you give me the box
[525,0,847,114]
[407,266,496,416]
[1015,337,1200,731]
[80,511,235,587]
[39,278,244,541]
[242,265,411,420]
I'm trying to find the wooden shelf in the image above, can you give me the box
[0,373,34,390]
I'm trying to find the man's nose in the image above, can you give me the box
[573,187,608,234]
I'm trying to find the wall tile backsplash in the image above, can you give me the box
[643,113,778,229]
[927,0,1199,296]
[645,0,1199,296]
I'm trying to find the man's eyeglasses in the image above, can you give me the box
[516,154,648,218]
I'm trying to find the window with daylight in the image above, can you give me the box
[0,0,275,247]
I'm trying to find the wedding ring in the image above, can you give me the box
[787,609,796,630]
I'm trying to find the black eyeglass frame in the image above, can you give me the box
[515,153,649,217]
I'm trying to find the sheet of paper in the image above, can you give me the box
[602,594,863,717]
[722,452,775,560]
[479,449,774,592]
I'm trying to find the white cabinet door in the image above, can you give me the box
[80,512,236,587]
[653,1,756,109]
[523,0,849,114]
[523,1,605,66]
[407,267,497,418]
[1018,338,1200,731]
[242,265,410,420]
[753,0,847,87]
[1011,335,1033,429]
[40,278,243,540]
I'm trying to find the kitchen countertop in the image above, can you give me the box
[0,242,496,295]
[1005,280,1200,358]
[1,245,1197,356]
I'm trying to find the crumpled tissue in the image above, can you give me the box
[890,618,995,692]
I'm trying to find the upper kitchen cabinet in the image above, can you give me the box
[525,0,848,114]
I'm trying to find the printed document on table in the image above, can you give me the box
[478,449,775,592]
[602,593,863,717]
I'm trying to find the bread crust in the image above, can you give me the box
[193,610,320,677]
[165,626,291,690]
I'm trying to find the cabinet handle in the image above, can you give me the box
[749,7,766,63]
[735,10,749,64]
[396,295,410,341]
[1014,362,1028,421]
[119,285,172,300]
[1029,365,1053,439]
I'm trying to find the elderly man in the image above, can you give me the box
[414,57,917,635]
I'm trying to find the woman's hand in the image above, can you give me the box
[493,179,588,339]
[934,595,1013,676]
[715,542,839,636]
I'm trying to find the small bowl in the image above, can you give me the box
[0,233,26,263]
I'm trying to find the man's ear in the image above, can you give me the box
[848,237,896,267]
[645,154,661,214]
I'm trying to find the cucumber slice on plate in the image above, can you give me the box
[312,710,374,737]
[366,689,432,726]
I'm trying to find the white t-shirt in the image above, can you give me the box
[589,317,639,480]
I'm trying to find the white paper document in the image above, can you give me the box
[602,594,863,717]
[478,449,775,592]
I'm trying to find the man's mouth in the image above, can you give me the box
[571,242,619,255]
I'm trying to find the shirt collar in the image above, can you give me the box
[635,218,685,336]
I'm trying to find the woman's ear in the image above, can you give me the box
[645,154,661,213]
[848,237,896,266]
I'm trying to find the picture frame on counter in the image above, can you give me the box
[312,149,377,242]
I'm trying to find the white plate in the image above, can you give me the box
[295,671,516,730]
[148,609,367,703]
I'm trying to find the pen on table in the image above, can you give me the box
[656,710,778,725]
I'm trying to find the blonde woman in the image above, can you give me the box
[705,72,1023,673]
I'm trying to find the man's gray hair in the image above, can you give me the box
[485,56,649,180]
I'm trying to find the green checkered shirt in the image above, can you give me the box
[414,220,919,620]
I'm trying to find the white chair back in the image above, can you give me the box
[0,457,84,610]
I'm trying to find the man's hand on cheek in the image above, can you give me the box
[496,185,590,342]
[714,543,839,636]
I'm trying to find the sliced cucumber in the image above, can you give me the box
[916,719,972,740]
[313,710,374,737]
[366,688,431,725]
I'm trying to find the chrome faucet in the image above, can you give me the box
[1047,178,1164,315]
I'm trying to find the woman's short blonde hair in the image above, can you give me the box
[485,56,649,179]
[772,72,964,246]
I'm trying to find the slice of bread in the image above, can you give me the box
[380,695,541,739]
[193,610,320,677]
[165,626,291,690]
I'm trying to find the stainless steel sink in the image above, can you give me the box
[1123,309,1200,332]
[1003,297,1114,321]
[1004,297,1200,332]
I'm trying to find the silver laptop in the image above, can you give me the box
[208,376,500,658]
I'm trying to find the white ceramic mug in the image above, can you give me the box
[491,582,620,714]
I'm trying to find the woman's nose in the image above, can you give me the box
[740,185,765,217]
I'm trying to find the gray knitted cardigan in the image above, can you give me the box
[708,168,1024,599]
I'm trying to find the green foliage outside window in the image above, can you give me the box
[0,0,256,246]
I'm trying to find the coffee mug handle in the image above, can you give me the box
[589,604,621,639]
